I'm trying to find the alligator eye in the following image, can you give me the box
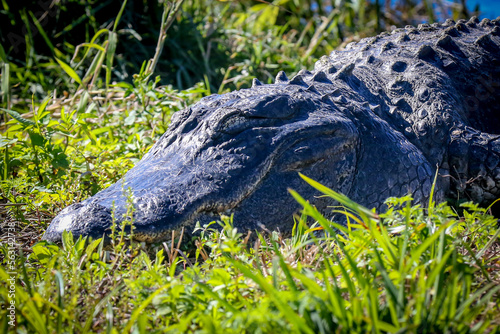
[219,115,248,134]
[278,136,352,172]
[218,114,276,135]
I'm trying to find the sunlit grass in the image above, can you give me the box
[1,178,499,332]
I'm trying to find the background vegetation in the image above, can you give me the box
[0,0,498,332]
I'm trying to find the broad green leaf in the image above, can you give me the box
[77,91,89,114]
[28,132,45,147]
[91,126,111,136]
[51,151,69,169]
[34,95,52,122]
[0,137,17,148]
[46,120,59,128]
[196,283,238,313]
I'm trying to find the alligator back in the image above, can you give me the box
[306,16,500,208]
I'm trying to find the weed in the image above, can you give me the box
[1,177,498,332]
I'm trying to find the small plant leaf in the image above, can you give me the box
[55,57,82,85]
[1,107,36,126]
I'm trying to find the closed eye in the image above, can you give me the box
[219,115,247,133]
[218,114,277,135]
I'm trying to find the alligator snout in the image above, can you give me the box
[44,202,114,243]
[43,159,230,243]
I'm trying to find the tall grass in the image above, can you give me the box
[1,0,477,107]
[1,177,499,332]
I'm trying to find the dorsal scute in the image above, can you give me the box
[275,71,289,83]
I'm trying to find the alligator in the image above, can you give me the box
[43,17,500,243]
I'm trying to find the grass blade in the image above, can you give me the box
[299,173,378,221]
[113,0,128,32]
[227,257,314,334]
[123,283,171,333]
[29,11,55,55]
[55,57,82,85]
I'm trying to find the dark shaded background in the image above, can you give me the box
[0,0,494,96]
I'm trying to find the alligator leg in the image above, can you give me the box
[449,127,500,210]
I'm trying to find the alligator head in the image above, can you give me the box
[43,82,360,243]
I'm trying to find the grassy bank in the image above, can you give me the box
[0,0,499,332]
[1,175,500,332]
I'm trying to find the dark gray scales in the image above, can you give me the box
[44,17,500,243]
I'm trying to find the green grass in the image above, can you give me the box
[0,1,498,333]
[1,176,499,333]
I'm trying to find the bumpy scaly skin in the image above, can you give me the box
[44,17,500,243]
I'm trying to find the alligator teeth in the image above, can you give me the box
[252,78,262,88]
[275,71,289,83]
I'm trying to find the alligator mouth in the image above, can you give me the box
[44,131,323,243]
